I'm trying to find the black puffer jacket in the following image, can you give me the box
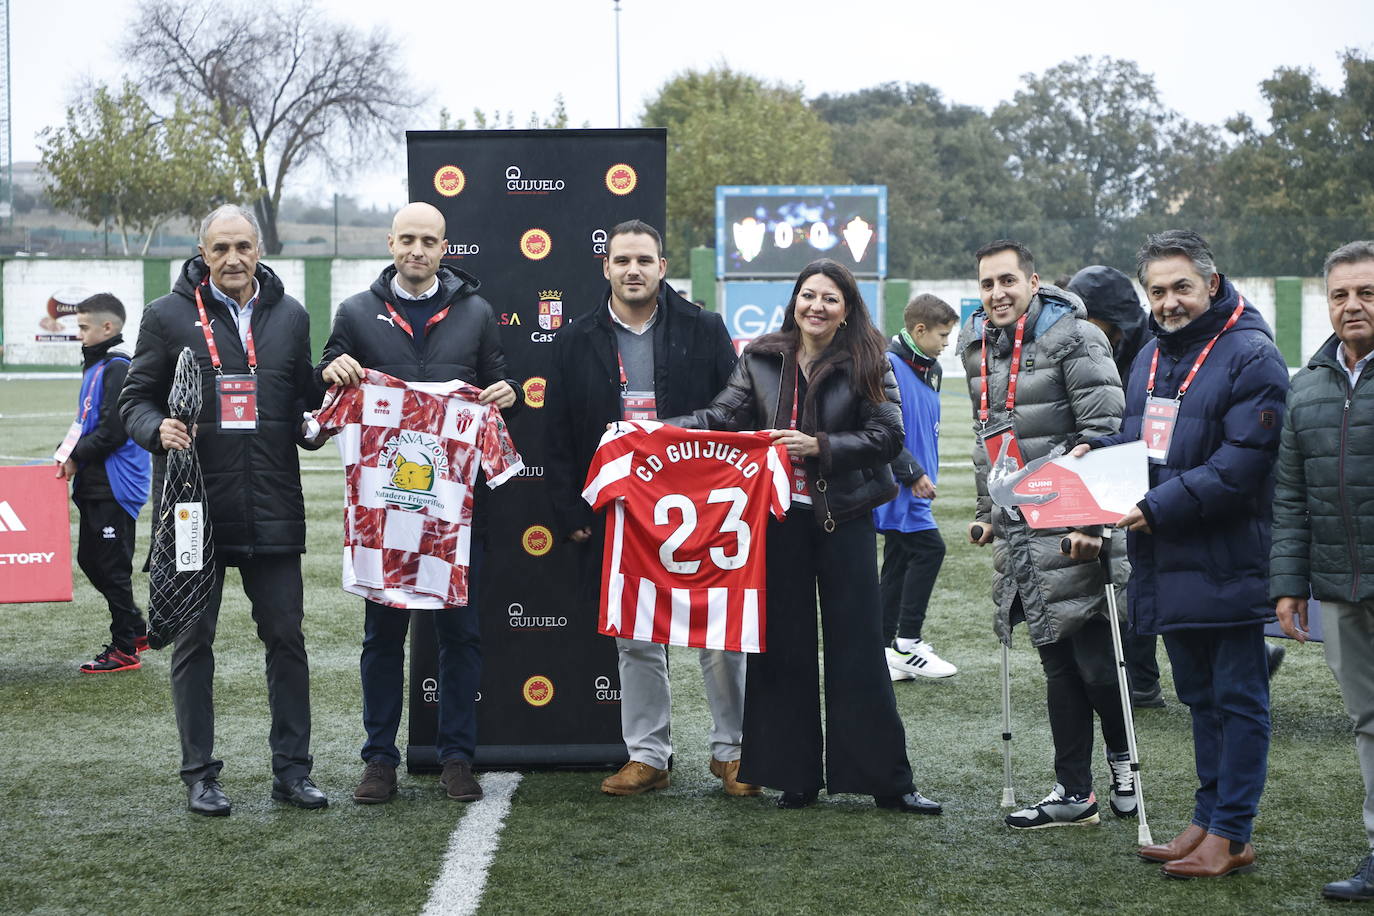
[672,332,902,530]
[120,257,321,559]
[317,265,522,393]
[1270,334,1374,604]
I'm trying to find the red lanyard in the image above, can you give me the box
[79,362,109,422]
[616,349,628,392]
[195,282,256,374]
[979,311,1027,424]
[1146,297,1247,398]
[383,300,451,338]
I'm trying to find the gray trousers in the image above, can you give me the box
[1324,598,1374,847]
[616,637,745,770]
[171,554,313,785]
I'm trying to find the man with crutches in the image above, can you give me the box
[958,240,1134,829]
[1074,230,1288,877]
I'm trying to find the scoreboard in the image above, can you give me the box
[716,185,887,278]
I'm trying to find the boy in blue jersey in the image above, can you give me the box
[876,294,959,680]
[55,294,152,673]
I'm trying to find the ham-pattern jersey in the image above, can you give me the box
[582,421,790,653]
[315,369,523,609]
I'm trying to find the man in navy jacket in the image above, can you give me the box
[1081,230,1289,877]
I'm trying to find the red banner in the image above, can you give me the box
[0,465,73,603]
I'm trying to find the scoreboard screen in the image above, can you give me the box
[716,185,886,278]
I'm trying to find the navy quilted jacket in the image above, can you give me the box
[1094,276,1289,634]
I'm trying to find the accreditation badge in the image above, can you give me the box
[620,390,657,422]
[217,374,258,432]
[53,419,84,463]
[1143,396,1180,465]
[979,419,1025,478]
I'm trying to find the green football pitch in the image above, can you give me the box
[0,378,1361,914]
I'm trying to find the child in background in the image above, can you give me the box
[54,293,152,673]
[875,294,959,680]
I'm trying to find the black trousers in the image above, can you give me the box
[1125,629,1162,695]
[879,528,946,643]
[74,498,144,653]
[739,512,915,796]
[171,553,312,785]
[1033,610,1130,796]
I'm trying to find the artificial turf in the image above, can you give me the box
[0,378,1363,914]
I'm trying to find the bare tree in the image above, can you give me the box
[125,0,418,253]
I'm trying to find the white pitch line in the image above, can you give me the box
[0,412,72,419]
[421,771,522,916]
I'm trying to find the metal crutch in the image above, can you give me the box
[1064,531,1154,845]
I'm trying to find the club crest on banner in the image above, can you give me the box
[520,228,552,260]
[522,675,554,707]
[537,290,563,330]
[522,524,553,556]
[522,376,546,407]
[433,165,466,197]
[605,163,637,196]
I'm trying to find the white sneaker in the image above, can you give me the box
[1004,783,1100,829]
[888,657,915,681]
[1105,749,1137,817]
[886,640,957,679]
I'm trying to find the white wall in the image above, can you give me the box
[2,260,146,364]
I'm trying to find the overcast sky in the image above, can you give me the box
[12,0,1372,208]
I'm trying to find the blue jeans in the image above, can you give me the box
[359,544,483,767]
[1163,623,1270,843]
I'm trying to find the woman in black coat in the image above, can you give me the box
[673,259,941,813]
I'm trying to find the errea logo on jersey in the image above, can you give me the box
[0,502,27,532]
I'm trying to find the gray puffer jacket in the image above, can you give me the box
[1270,334,1374,604]
[957,285,1128,647]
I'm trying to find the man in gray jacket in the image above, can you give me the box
[960,240,1133,830]
[1272,240,1374,901]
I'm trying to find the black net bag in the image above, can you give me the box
[146,347,216,649]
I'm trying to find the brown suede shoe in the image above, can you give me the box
[353,760,398,804]
[1138,823,1207,863]
[440,759,484,802]
[1162,833,1256,879]
[710,757,761,797]
[601,760,670,796]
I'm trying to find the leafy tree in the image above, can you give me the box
[38,80,249,255]
[1214,50,1374,275]
[640,66,839,266]
[992,56,1190,271]
[124,0,417,254]
[814,82,1037,277]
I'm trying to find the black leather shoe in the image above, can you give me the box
[1266,642,1286,679]
[875,790,943,815]
[271,775,329,809]
[187,777,231,816]
[1131,684,1166,709]
[1324,853,1374,901]
[776,790,819,809]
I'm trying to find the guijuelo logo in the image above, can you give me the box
[522,524,553,557]
[434,165,466,197]
[523,675,554,707]
[605,163,637,196]
[522,376,547,408]
[520,228,552,260]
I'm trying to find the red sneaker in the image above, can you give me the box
[80,646,142,673]
[134,634,150,654]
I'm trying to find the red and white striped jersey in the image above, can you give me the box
[582,421,790,653]
[315,370,523,609]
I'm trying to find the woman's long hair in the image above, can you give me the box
[778,259,889,403]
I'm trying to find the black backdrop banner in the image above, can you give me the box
[403,129,667,769]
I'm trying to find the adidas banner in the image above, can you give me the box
[404,129,666,768]
[0,465,74,603]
